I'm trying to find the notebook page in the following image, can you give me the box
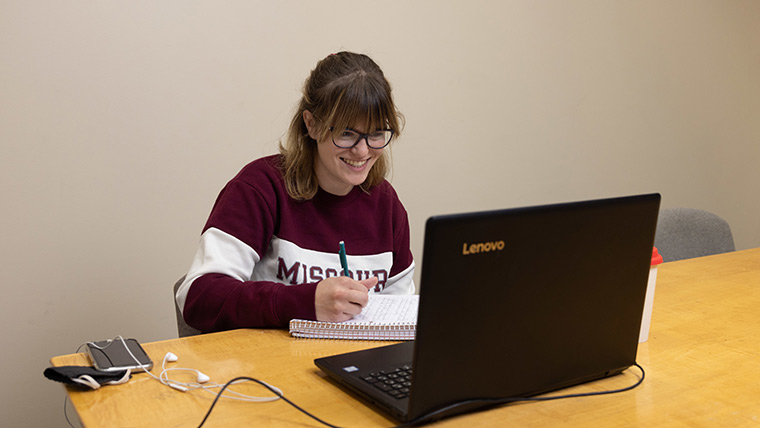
[343,295,419,325]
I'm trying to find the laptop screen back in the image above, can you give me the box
[407,193,660,420]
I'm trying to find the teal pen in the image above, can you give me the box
[338,241,350,276]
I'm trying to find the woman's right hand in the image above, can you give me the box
[314,276,379,322]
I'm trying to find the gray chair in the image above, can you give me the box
[654,208,735,262]
[173,276,202,337]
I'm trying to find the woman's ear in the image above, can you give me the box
[303,110,319,140]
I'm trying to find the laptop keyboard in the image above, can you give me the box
[361,365,413,399]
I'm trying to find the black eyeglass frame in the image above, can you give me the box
[328,127,395,149]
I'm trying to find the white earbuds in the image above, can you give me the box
[157,352,282,402]
[160,352,210,391]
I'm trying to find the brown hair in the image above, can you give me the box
[279,52,404,200]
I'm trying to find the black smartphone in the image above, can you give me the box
[85,337,153,372]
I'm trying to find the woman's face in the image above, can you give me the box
[304,111,383,196]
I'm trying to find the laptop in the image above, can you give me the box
[314,193,661,424]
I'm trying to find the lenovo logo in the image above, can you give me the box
[462,240,506,255]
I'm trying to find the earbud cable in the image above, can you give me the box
[103,336,283,402]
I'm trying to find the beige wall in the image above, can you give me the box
[2,1,758,425]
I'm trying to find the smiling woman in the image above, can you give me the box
[175,51,415,334]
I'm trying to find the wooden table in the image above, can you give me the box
[51,248,760,427]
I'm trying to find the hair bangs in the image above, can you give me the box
[323,74,399,137]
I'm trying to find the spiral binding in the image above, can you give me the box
[289,319,416,340]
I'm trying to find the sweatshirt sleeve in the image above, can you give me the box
[379,185,416,295]
[176,228,318,331]
[175,164,317,331]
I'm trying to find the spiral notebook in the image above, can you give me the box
[289,294,419,340]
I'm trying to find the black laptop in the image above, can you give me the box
[315,193,660,424]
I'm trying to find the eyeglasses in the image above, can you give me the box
[328,127,394,149]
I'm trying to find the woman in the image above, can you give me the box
[175,52,415,332]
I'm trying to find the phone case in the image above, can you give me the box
[85,338,154,372]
